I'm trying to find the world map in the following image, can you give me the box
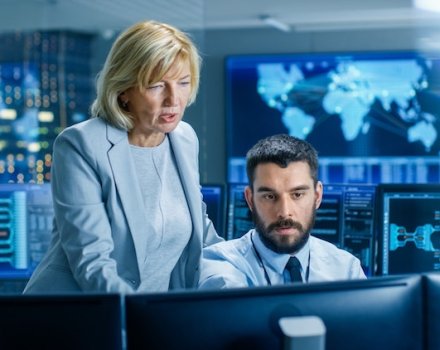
[256,59,438,152]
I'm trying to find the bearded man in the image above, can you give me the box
[199,134,366,289]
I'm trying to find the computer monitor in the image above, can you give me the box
[125,274,423,350]
[226,183,376,275]
[313,183,376,276]
[0,183,53,292]
[226,183,252,240]
[201,184,226,237]
[424,272,440,350]
[226,51,440,184]
[0,293,122,349]
[375,184,440,276]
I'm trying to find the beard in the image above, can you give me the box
[252,204,316,254]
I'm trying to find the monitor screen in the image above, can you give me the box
[0,294,122,349]
[226,183,252,240]
[313,183,376,276]
[125,275,423,350]
[226,51,440,184]
[0,183,53,281]
[201,184,226,237]
[375,184,440,275]
[226,183,376,275]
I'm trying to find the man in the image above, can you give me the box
[199,134,366,289]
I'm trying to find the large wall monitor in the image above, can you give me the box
[375,184,440,275]
[226,51,440,184]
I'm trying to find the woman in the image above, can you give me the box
[24,20,222,294]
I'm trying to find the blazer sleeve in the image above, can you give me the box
[51,125,134,293]
[198,245,249,289]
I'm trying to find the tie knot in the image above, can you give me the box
[285,256,303,283]
[286,256,301,269]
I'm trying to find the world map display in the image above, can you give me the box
[257,60,437,152]
[226,52,440,183]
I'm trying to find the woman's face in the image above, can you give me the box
[121,59,192,143]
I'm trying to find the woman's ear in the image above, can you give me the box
[119,92,128,108]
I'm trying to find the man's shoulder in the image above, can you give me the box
[309,236,366,280]
[310,236,357,260]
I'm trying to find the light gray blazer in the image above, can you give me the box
[24,117,222,294]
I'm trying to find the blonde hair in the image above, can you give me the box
[91,21,201,130]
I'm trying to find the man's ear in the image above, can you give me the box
[315,181,323,209]
[244,186,254,212]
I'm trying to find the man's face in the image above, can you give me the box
[245,161,323,254]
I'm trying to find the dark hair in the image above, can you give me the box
[246,134,319,188]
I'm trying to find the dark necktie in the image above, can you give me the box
[285,256,303,283]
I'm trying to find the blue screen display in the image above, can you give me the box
[376,184,440,275]
[0,183,53,280]
[226,51,440,184]
[201,184,225,237]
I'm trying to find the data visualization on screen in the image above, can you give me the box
[226,51,440,184]
[226,183,252,241]
[0,183,53,279]
[376,184,440,275]
[312,184,376,276]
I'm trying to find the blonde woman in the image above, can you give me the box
[24,21,222,294]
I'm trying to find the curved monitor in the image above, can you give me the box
[375,183,440,275]
[125,275,423,350]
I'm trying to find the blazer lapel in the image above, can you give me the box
[169,127,202,276]
[169,129,202,237]
[106,124,149,268]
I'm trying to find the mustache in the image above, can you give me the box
[266,218,304,233]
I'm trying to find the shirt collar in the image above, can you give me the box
[252,230,310,275]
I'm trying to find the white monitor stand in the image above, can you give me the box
[279,316,326,350]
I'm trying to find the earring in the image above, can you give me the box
[121,100,128,108]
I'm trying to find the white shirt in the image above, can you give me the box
[198,229,366,289]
